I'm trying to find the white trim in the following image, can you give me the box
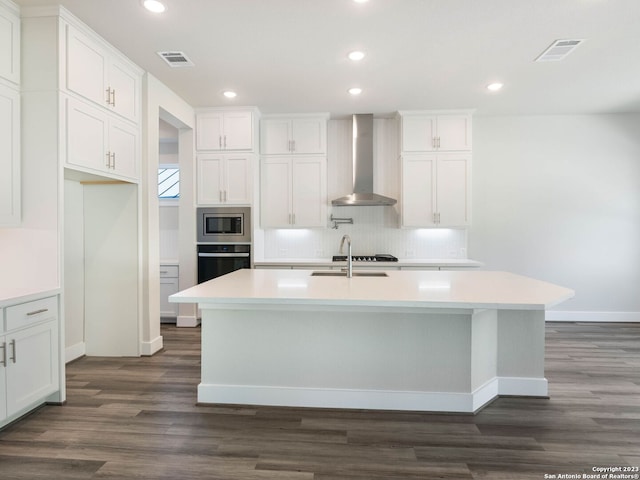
[546,311,640,323]
[197,376,544,414]
[177,315,200,327]
[65,341,85,363]
[140,335,163,356]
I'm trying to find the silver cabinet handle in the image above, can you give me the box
[105,87,111,105]
[219,190,223,202]
[27,308,48,316]
[106,152,111,167]
[224,135,227,148]
[219,136,222,149]
[10,339,16,364]
[224,191,228,202]
[292,213,296,225]
[0,342,6,367]
[291,140,296,152]
[111,152,116,169]
[112,88,116,107]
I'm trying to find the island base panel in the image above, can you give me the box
[197,306,547,413]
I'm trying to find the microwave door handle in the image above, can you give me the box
[198,253,251,258]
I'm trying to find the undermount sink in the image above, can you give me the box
[311,271,388,277]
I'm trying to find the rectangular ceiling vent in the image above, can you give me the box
[157,51,194,67]
[535,39,584,62]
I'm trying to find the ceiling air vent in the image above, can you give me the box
[535,39,584,62]
[157,51,194,67]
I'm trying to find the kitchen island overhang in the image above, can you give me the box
[170,269,574,413]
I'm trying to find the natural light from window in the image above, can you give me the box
[158,167,179,198]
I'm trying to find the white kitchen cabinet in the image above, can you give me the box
[160,264,179,319]
[261,156,327,228]
[402,153,470,227]
[399,112,472,152]
[0,82,20,226]
[65,96,139,181]
[260,114,328,155]
[65,23,140,123]
[196,109,255,151]
[1,295,60,427]
[197,153,253,205]
[0,0,20,85]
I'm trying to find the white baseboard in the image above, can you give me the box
[65,341,86,363]
[177,315,200,328]
[140,335,163,356]
[546,311,640,323]
[197,376,545,414]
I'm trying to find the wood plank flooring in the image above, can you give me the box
[1,322,639,479]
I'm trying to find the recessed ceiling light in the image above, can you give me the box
[348,87,363,96]
[487,83,504,92]
[353,0,370,3]
[142,0,166,13]
[348,51,366,61]
[223,91,237,99]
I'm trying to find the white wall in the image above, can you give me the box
[470,114,640,320]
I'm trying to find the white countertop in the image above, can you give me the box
[0,287,61,307]
[255,258,483,268]
[170,269,574,311]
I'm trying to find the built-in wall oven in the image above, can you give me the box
[196,207,251,283]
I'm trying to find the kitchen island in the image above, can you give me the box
[170,269,574,413]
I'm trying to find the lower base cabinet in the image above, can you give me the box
[160,264,179,319]
[1,296,60,428]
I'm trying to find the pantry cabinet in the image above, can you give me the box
[65,97,138,181]
[196,109,255,151]
[197,154,253,205]
[260,114,328,155]
[1,295,60,428]
[65,23,140,123]
[402,153,470,227]
[399,112,472,152]
[261,156,327,228]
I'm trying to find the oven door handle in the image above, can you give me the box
[198,253,250,258]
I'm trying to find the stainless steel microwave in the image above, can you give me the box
[197,207,251,243]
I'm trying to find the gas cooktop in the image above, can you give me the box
[332,254,398,262]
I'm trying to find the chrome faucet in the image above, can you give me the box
[339,234,353,278]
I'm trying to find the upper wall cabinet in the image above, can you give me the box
[0,1,20,85]
[196,109,257,152]
[65,24,140,124]
[260,114,329,155]
[399,111,472,152]
[0,79,20,226]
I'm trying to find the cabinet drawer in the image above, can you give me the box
[159,265,179,278]
[6,297,58,332]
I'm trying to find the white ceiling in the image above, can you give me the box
[14,0,640,117]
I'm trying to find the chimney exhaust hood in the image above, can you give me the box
[331,114,397,207]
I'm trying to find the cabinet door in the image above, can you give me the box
[402,154,437,227]
[0,84,20,226]
[292,157,326,227]
[260,118,291,154]
[197,155,224,204]
[291,119,326,154]
[160,277,179,317]
[436,153,470,226]
[0,6,20,84]
[222,111,254,150]
[108,58,139,123]
[66,25,108,108]
[437,115,472,151]
[224,155,252,204]
[261,158,292,227]
[109,118,139,180]
[0,335,6,421]
[66,97,109,174]
[401,116,437,152]
[196,112,224,150]
[5,321,59,417]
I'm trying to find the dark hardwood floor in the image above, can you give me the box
[1,322,639,479]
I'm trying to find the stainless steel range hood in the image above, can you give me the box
[331,114,397,207]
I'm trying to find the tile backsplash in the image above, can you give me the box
[263,206,467,260]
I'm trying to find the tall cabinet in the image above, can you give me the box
[22,6,143,359]
[0,0,20,226]
[398,111,472,228]
[260,113,329,228]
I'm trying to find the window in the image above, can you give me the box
[158,167,179,199]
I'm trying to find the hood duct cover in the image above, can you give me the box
[331,114,397,207]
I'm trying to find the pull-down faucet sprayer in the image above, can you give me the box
[339,234,353,278]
